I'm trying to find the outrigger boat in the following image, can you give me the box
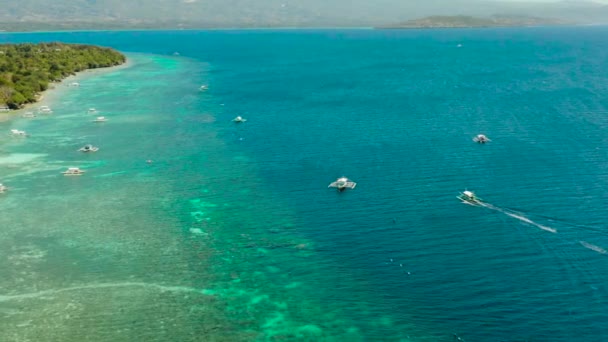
[22,111,36,118]
[473,134,490,144]
[232,116,246,123]
[78,144,99,153]
[62,167,85,176]
[10,129,27,137]
[458,190,482,204]
[93,116,107,123]
[38,106,53,114]
[328,177,357,191]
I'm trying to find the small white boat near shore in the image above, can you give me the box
[328,177,357,191]
[93,116,107,123]
[10,129,27,137]
[78,144,99,153]
[62,167,85,176]
[232,116,246,123]
[38,106,53,114]
[22,111,36,118]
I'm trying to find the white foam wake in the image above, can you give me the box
[478,202,557,233]
[579,241,607,255]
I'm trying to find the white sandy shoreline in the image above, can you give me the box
[0,57,133,122]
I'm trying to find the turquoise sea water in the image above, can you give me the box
[1,28,608,341]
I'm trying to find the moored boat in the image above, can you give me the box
[93,116,107,122]
[0,183,7,193]
[62,167,86,176]
[78,144,99,152]
[232,116,246,123]
[10,129,27,136]
[473,134,490,144]
[38,106,53,114]
[328,177,357,191]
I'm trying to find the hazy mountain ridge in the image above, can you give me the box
[380,15,572,29]
[0,0,607,30]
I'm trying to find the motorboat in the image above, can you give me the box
[78,144,99,153]
[232,116,246,123]
[0,183,7,193]
[10,129,27,136]
[88,108,97,114]
[38,106,53,114]
[93,116,107,123]
[328,177,357,191]
[62,167,85,176]
[199,85,208,91]
[70,82,80,87]
[473,134,490,144]
[22,111,36,118]
[458,190,482,204]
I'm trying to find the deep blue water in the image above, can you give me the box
[3,27,608,341]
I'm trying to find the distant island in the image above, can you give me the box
[378,15,571,29]
[0,43,125,110]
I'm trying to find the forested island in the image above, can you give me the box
[378,15,570,29]
[0,43,125,109]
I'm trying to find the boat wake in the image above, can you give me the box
[461,196,608,258]
[478,202,557,234]
[579,241,607,255]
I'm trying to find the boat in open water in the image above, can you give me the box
[458,190,483,205]
[62,167,86,176]
[328,177,357,191]
[0,183,7,193]
[93,116,107,123]
[78,144,99,153]
[473,134,490,144]
[232,116,246,123]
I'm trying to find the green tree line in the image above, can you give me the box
[0,42,125,109]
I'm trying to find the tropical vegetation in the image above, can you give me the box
[0,42,125,109]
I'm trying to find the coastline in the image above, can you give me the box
[0,58,132,122]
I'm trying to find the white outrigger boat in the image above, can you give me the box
[62,167,85,176]
[328,177,357,191]
[38,106,53,114]
[22,111,36,118]
[10,129,27,137]
[473,134,490,144]
[232,116,246,123]
[78,144,99,153]
[458,190,483,205]
[0,183,7,193]
[93,116,107,123]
